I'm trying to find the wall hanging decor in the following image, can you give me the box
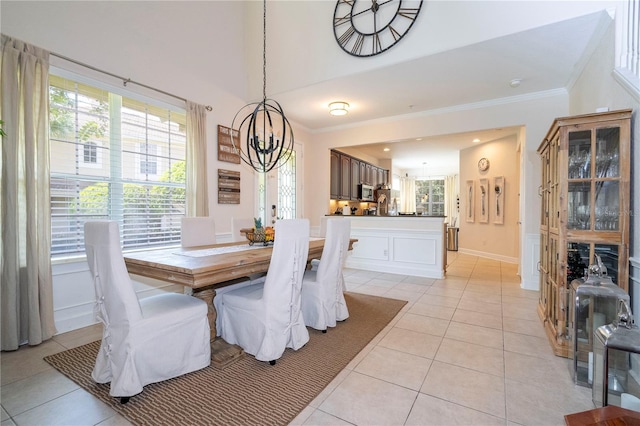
[479,178,489,223]
[218,125,241,164]
[218,169,240,204]
[494,176,505,224]
[466,180,475,223]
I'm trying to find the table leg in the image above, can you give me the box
[192,287,245,368]
[193,287,217,341]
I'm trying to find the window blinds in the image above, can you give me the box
[49,74,187,257]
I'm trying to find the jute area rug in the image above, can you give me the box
[44,292,406,426]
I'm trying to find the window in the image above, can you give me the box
[49,73,187,258]
[277,150,296,219]
[416,179,445,216]
[83,142,98,164]
[257,148,297,225]
[138,143,158,176]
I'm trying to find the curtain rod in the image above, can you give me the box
[50,52,213,111]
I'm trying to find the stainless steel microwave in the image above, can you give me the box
[358,184,375,201]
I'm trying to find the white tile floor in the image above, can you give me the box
[1,253,595,426]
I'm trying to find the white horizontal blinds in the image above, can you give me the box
[119,99,186,250]
[49,74,186,257]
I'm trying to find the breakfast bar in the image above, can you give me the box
[338,216,447,279]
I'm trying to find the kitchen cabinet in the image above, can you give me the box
[377,167,387,186]
[330,149,389,200]
[365,163,374,186]
[537,109,631,358]
[350,158,360,201]
[330,150,341,199]
[340,154,351,200]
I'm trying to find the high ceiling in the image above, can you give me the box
[272,10,609,175]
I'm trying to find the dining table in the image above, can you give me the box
[123,237,357,367]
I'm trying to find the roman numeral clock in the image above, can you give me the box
[333,0,423,57]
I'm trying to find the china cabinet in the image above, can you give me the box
[537,109,631,358]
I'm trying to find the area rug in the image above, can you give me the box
[44,292,407,426]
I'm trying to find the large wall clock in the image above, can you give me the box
[333,0,423,57]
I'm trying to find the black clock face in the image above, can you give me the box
[333,0,423,57]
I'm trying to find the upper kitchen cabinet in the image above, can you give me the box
[537,109,631,358]
[365,163,374,186]
[330,149,388,201]
[377,167,387,186]
[359,162,367,185]
[330,150,341,199]
[340,154,351,200]
[350,158,360,201]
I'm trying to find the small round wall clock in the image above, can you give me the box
[333,0,424,57]
[478,157,490,172]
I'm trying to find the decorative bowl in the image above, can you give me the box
[240,227,274,246]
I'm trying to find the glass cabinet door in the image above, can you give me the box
[549,138,559,230]
[566,126,622,233]
[566,241,620,284]
[595,128,620,178]
[568,130,591,179]
[594,181,619,231]
[568,182,591,230]
[540,145,549,228]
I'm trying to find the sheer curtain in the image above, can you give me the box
[400,175,416,214]
[186,101,209,217]
[445,174,459,226]
[1,35,56,350]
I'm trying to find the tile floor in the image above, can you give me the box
[1,253,596,426]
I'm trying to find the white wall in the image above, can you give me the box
[458,135,520,262]
[252,1,620,99]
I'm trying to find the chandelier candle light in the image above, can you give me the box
[231,0,294,173]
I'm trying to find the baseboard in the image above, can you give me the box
[457,248,518,264]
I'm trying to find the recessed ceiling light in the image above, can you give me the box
[509,79,522,88]
[383,148,390,152]
[473,138,481,143]
[416,138,422,141]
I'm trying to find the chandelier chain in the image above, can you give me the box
[262,0,266,102]
[230,0,294,174]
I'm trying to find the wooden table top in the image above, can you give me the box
[124,238,356,290]
[565,405,640,425]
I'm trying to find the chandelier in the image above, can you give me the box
[231,0,294,173]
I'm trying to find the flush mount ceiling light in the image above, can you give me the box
[509,78,522,88]
[329,101,349,116]
[230,0,293,173]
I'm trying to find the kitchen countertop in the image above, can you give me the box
[327,214,446,218]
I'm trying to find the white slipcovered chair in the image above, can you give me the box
[84,221,210,402]
[301,218,350,331]
[181,216,216,247]
[214,219,310,364]
[317,216,329,238]
[231,217,255,242]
